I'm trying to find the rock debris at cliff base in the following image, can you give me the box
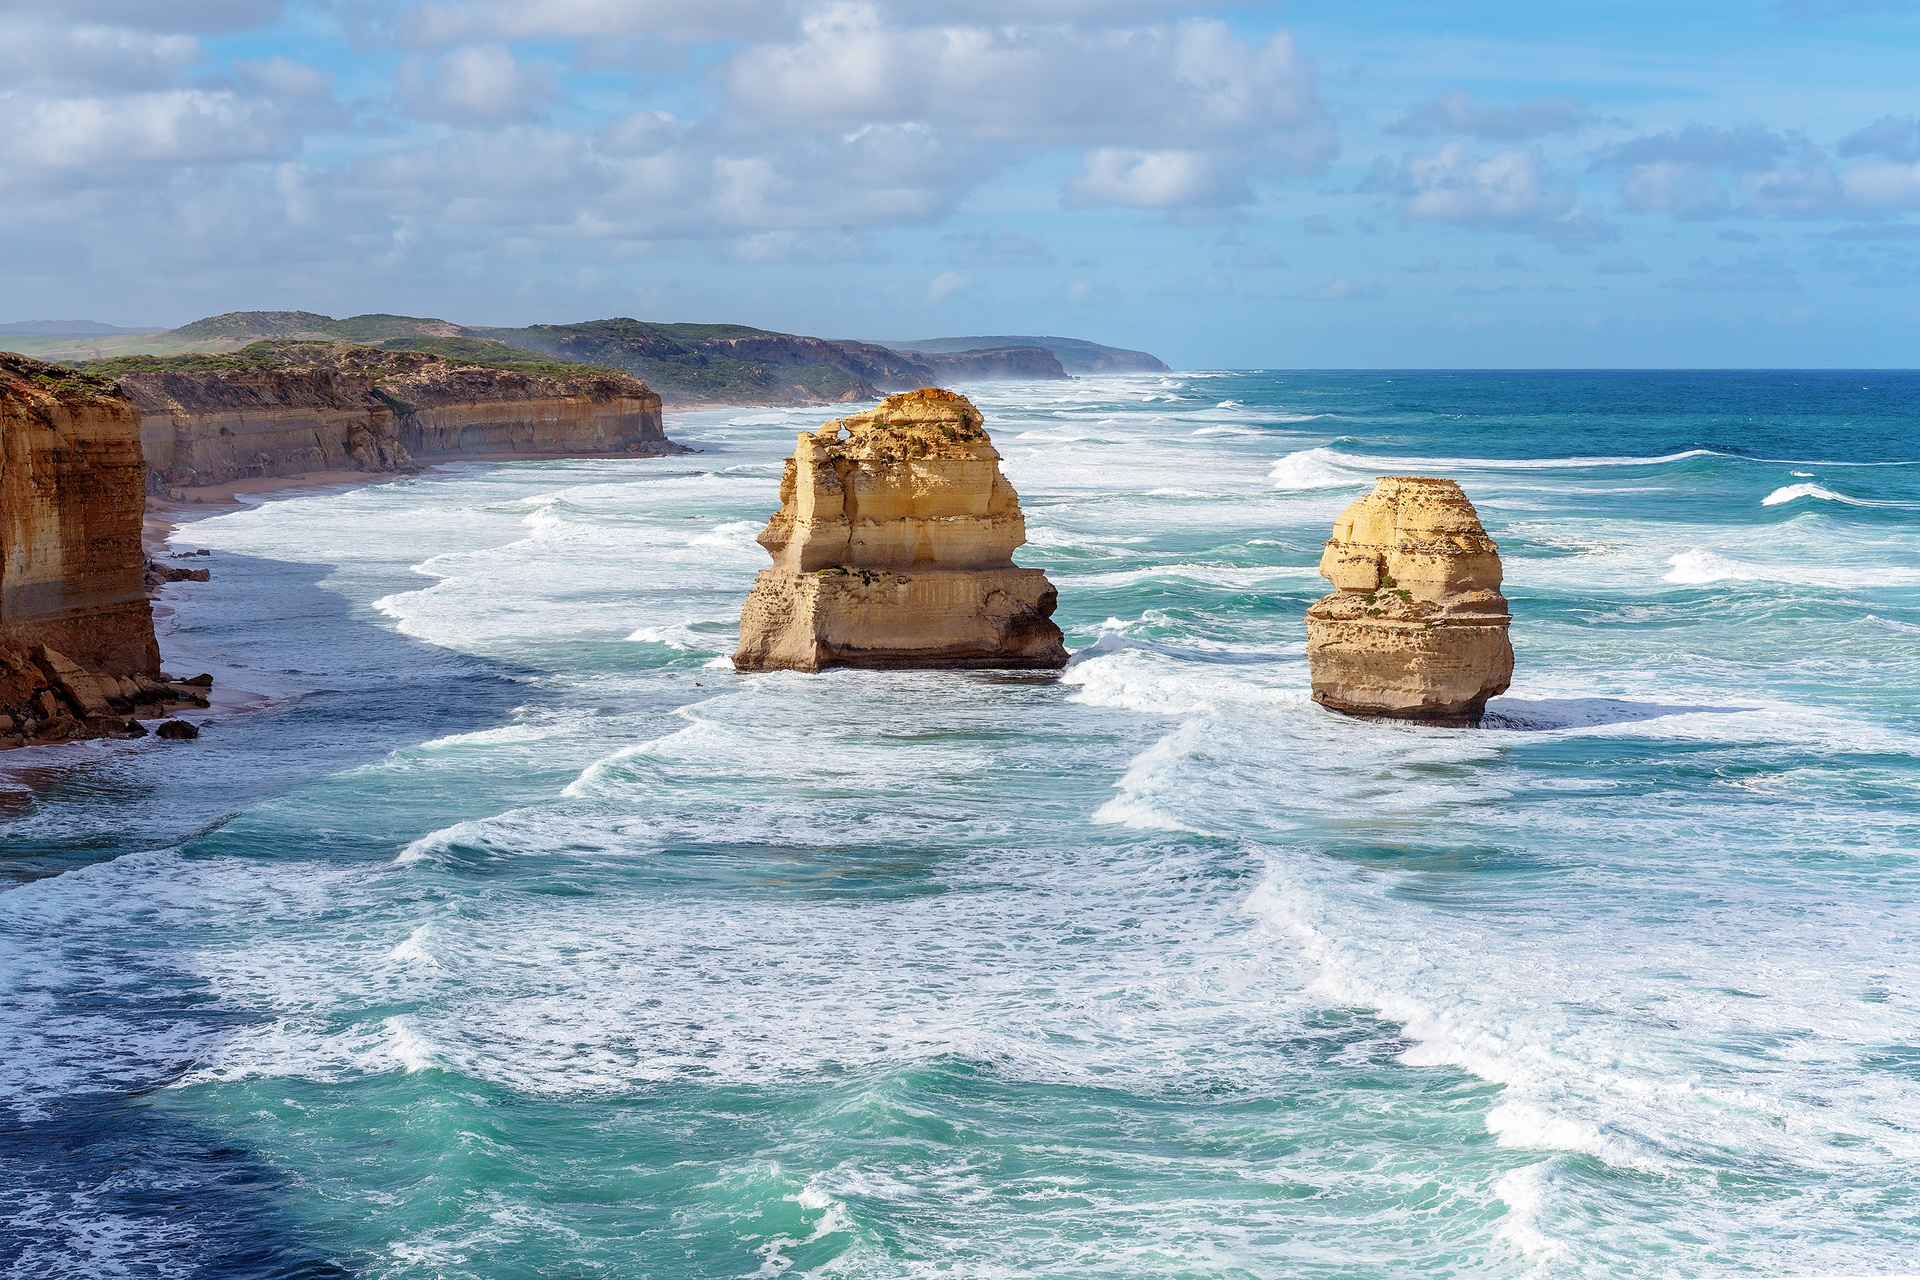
[733,388,1068,673]
[1305,476,1514,725]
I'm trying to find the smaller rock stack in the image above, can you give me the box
[732,388,1068,673]
[1306,476,1513,724]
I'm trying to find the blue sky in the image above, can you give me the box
[5,0,1919,366]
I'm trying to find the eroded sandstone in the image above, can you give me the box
[733,388,1067,672]
[1305,476,1513,724]
[0,353,185,746]
[116,342,683,493]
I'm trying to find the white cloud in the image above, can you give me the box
[928,270,969,301]
[1592,123,1918,220]
[1064,148,1250,209]
[0,18,203,92]
[1620,161,1731,220]
[1386,90,1599,141]
[398,0,791,46]
[726,10,1334,210]
[0,89,301,171]
[1390,142,1616,245]
[1838,115,1920,163]
[0,0,286,34]
[1841,161,1920,210]
[394,45,560,125]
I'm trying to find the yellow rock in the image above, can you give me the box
[1305,476,1513,723]
[733,389,1068,672]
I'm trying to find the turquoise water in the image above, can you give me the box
[4,371,1919,1277]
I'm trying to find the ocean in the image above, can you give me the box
[3,370,1918,1278]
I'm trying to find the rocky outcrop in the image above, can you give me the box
[733,388,1068,673]
[115,343,681,492]
[0,353,187,745]
[1305,476,1513,724]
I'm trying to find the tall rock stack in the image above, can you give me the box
[1305,476,1513,724]
[733,388,1068,673]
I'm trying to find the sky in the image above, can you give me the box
[5,0,1920,367]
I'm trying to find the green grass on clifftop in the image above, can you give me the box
[75,340,641,388]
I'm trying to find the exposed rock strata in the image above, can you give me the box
[115,343,682,493]
[733,388,1068,672]
[0,353,189,745]
[1,354,159,675]
[1305,476,1513,724]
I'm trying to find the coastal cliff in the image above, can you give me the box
[733,388,1068,673]
[1305,476,1514,724]
[111,343,680,492]
[0,353,179,744]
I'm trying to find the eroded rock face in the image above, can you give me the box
[118,343,682,493]
[1305,476,1513,724]
[0,354,159,676]
[733,388,1068,672]
[0,354,177,745]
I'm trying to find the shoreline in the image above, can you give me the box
[18,447,707,767]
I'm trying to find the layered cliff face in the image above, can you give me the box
[121,360,412,491]
[0,353,167,743]
[113,343,679,492]
[381,360,669,460]
[1305,476,1514,724]
[733,388,1068,673]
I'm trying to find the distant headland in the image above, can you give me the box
[0,312,1169,409]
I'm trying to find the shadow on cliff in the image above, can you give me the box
[1481,696,1754,731]
[0,548,552,884]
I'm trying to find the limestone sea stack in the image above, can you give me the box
[1305,476,1513,724]
[732,388,1068,673]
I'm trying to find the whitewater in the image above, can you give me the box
[3,369,1918,1278]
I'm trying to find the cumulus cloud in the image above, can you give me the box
[1386,90,1599,141]
[726,11,1335,211]
[1063,148,1251,209]
[397,0,792,46]
[0,0,286,34]
[1839,114,1920,162]
[0,18,203,91]
[1841,161,1920,210]
[1593,121,1920,220]
[395,45,560,125]
[1380,142,1615,245]
[0,90,306,174]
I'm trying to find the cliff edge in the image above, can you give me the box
[733,388,1068,672]
[109,342,683,493]
[0,353,180,745]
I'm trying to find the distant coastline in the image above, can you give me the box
[0,310,1168,409]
